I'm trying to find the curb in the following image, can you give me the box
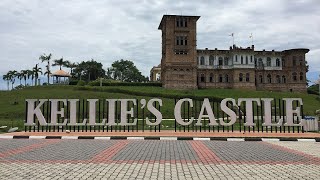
[0,136,319,142]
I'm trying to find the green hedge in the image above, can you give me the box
[74,86,222,102]
[88,81,162,87]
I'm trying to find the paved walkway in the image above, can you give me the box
[3,130,320,138]
[0,139,319,179]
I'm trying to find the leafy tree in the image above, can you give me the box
[107,59,148,82]
[74,59,105,81]
[39,53,52,85]
[33,64,42,86]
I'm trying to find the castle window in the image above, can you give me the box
[235,55,238,62]
[200,74,205,82]
[224,57,229,66]
[267,74,272,83]
[282,75,286,83]
[225,74,229,83]
[254,58,257,66]
[276,58,280,67]
[209,73,214,82]
[176,18,187,28]
[219,57,223,66]
[250,56,253,63]
[276,75,281,83]
[246,73,250,82]
[267,57,271,66]
[219,74,223,82]
[200,56,205,65]
[258,58,263,67]
[245,56,248,64]
[282,58,285,67]
[293,56,297,66]
[300,72,303,81]
[209,56,214,66]
[259,75,263,83]
[299,56,303,66]
[239,73,243,82]
[241,56,243,64]
[176,36,187,46]
[292,72,297,81]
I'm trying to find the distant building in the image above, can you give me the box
[150,15,309,92]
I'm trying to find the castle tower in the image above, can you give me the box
[158,15,200,89]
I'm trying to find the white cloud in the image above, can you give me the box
[0,0,319,87]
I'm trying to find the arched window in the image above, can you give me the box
[259,75,263,83]
[224,57,229,66]
[267,57,271,66]
[276,58,280,67]
[239,73,243,82]
[246,73,250,82]
[209,55,214,66]
[225,74,229,83]
[258,58,263,66]
[235,55,238,62]
[218,57,223,66]
[267,74,272,83]
[219,74,223,82]
[282,75,286,83]
[292,72,297,81]
[200,56,205,65]
[300,72,303,81]
[245,56,248,64]
[209,73,214,82]
[250,56,253,63]
[276,75,281,83]
[241,56,243,64]
[200,74,205,82]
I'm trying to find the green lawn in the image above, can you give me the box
[0,85,319,132]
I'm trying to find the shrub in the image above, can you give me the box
[69,80,79,85]
[77,80,86,86]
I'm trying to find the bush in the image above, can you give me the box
[69,80,79,85]
[77,80,86,86]
[88,79,162,87]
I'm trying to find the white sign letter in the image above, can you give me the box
[174,98,194,126]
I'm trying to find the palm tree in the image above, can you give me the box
[33,64,42,86]
[16,72,23,85]
[44,66,51,84]
[52,57,67,70]
[21,70,29,86]
[65,61,77,77]
[27,70,34,86]
[2,73,10,90]
[39,53,52,85]
[7,70,17,90]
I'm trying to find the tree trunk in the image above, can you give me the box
[7,81,9,91]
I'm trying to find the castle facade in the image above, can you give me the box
[150,15,309,92]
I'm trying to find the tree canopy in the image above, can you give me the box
[73,59,105,81]
[106,59,148,82]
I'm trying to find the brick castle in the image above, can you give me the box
[150,15,309,92]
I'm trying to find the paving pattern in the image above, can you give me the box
[0,139,320,179]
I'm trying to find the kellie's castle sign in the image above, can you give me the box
[25,98,304,128]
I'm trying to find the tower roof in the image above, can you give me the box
[158,15,200,30]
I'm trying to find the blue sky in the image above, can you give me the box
[0,0,319,90]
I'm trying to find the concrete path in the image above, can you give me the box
[0,139,319,179]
